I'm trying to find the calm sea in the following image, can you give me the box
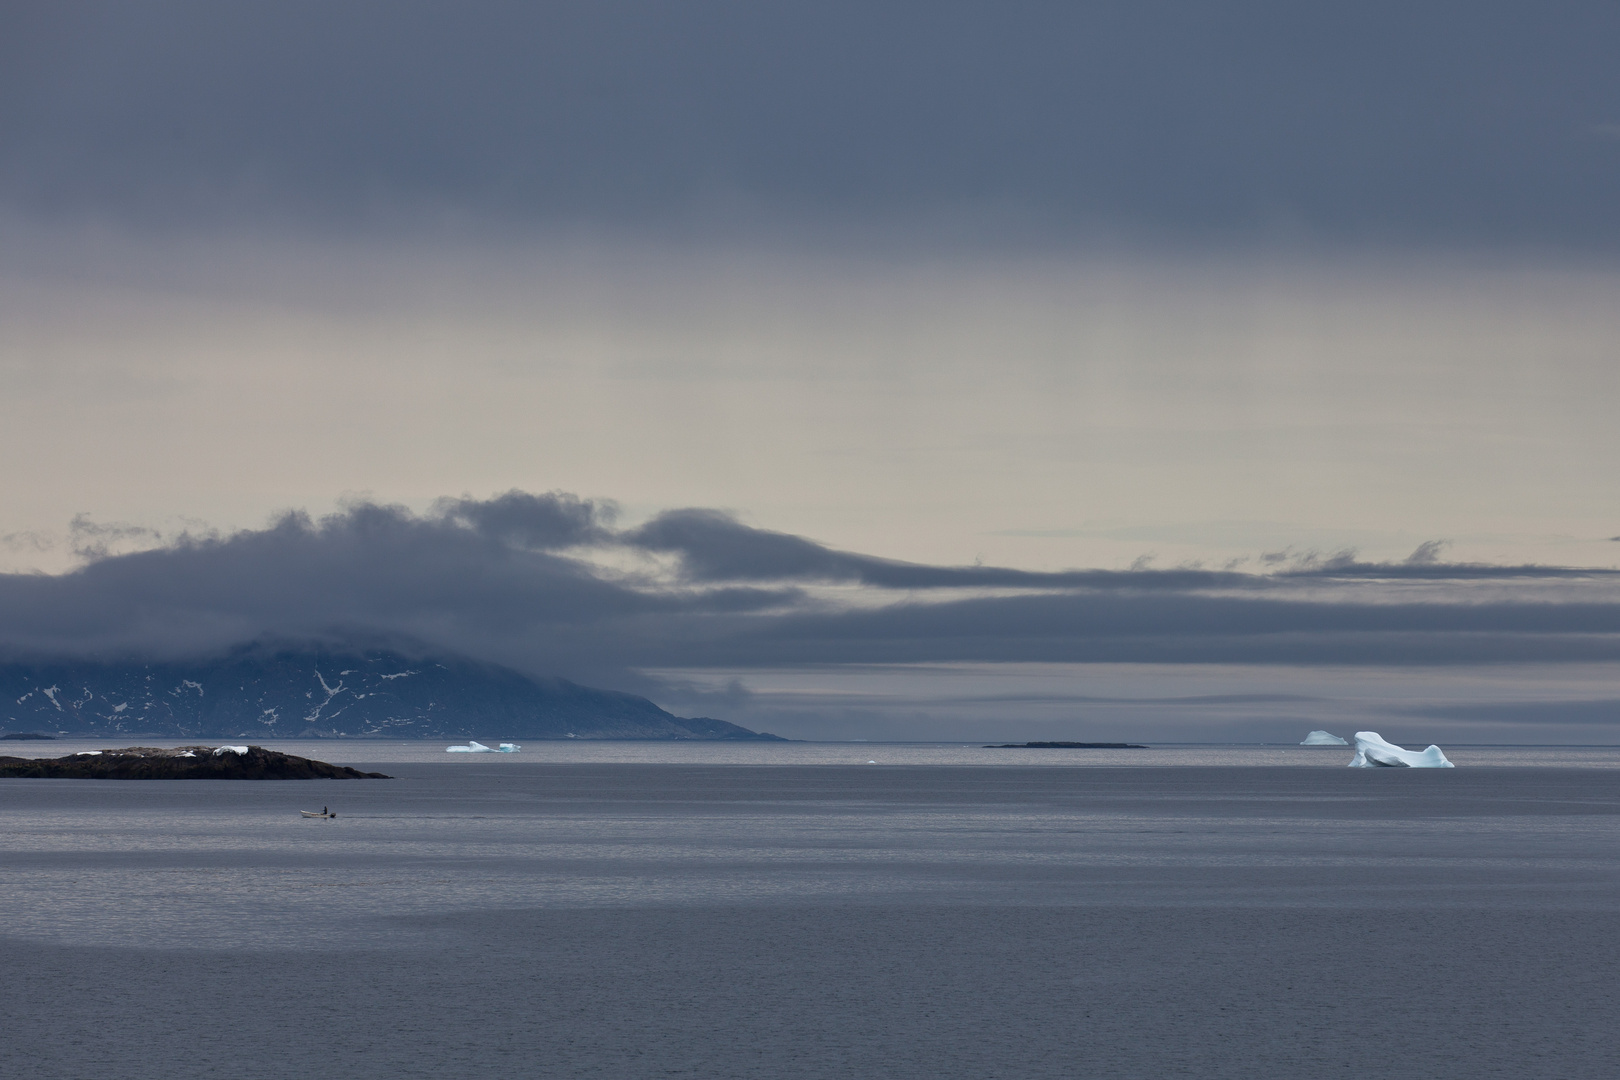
[2,742,1617,1078]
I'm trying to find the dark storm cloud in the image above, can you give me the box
[4,493,1620,680]
[434,490,616,550]
[673,582,1620,667]
[1282,559,1620,582]
[625,508,1251,590]
[3,2,1617,249]
[628,513,1620,589]
[0,496,798,682]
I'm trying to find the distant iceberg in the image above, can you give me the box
[1348,731,1454,768]
[446,741,493,753]
[1300,730,1348,746]
[212,745,250,756]
[496,743,520,753]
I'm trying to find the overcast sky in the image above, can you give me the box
[3,3,1619,739]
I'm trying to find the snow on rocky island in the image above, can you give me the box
[0,745,390,779]
[1348,731,1454,768]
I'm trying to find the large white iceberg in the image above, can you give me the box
[1300,730,1348,746]
[1348,731,1454,768]
[446,741,493,753]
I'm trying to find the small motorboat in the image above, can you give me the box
[300,806,336,818]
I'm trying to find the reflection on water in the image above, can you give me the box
[5,745,1617,1080]
[4,752,1620,954]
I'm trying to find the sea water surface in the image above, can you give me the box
[2,742,1617,1078]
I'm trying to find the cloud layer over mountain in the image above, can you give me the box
[6,492,1620,683]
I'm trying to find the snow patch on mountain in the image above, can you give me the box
[0,644,781,741]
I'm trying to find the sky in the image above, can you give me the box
[3,2,1619,740]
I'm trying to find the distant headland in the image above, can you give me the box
[983,742,1149,749]
[0,641,783,742]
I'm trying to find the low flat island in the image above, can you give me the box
[0,745,390,780]
[983,741,1148,749]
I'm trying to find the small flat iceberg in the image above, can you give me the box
[446,741,521,753]
[1300,730,1348,746]
[1348,731,1454,768]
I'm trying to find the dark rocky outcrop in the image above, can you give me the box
[0,745,390,779]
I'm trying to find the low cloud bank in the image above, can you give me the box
[4,491,1620,689]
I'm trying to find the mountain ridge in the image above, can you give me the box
[0,643,781,741]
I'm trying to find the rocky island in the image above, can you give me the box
[983,742,1148,749]
[0,745,390,780]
